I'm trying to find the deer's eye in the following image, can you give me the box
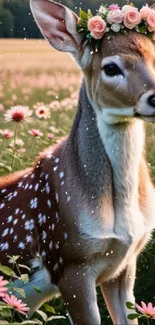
[103,63,122,77]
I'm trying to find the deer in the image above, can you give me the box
[1,0,155,324]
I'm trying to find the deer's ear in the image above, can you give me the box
[30,0,83,56]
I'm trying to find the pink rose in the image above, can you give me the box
[124,10,141,29]
[147,10,155,32]
[107,9,124,24]
[122,5,138,13]
[88,16,106,39]
[140,4,152,20]
[109,4,120,11]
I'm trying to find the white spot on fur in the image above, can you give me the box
[47,200,51,208]
[59,172,64,179]
[2,229,9,237]
[1,242,9,251]
[25,219,34,230]
[7,216,13,223]
[0,203,5,209]
[18,242,25,249]
[30,198,38,209]
[35,184,39,192]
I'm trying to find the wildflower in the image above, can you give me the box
[29,129,43,137]
[0,276,8,297]
[4,106,32,123]
[18,148,26,153]
[3,294,30,316]
[49,126,59,134]
[48,133,54,140]
[136,301,155,319]
[35,105,49,119]
[9,138,24,149]
[49,101,60,110]
[0,129,14,139]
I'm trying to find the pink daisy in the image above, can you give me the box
[0,276,8,298]
[28,129,43,137]
[48,133,54,140]
[35,105,49,119]
[3,294,30,316]
[0,129,14,139]
[4,106,32,123]
[136,301,155,319]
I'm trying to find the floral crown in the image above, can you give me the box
[77,3,155,45]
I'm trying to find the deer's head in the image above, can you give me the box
[31,0,155,124]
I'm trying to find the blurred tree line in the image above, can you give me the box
[0,0,155,38]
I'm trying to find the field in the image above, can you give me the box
[1,39,155,324]
[0,39,82,176]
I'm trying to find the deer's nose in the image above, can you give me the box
[148,95,155,108]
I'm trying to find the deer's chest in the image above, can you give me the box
[79,201,147,284]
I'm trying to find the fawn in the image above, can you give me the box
[1,0,155,324]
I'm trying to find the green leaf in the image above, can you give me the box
[18,264,31,272]
[13,287,26,298]
[21,321,42,325]
[128,313,140,320]
[88,9,93,19]
[36,310,47,322]
[78,19,88,29]
[135,24,147,34]
[46,316,66,323]
[0,265,14,277]
[79,8,88,21]
[44,304,56,314]
[20,274,29,283]
[126,301,135,310]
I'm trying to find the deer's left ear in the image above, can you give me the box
[30,0,83,57]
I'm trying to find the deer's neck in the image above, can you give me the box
[68,82,113,199]
[68,81,145,203]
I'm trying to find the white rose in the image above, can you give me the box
[111,23,121,32]
[98,5,107,15]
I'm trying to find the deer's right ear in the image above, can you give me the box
[30,0,83,57]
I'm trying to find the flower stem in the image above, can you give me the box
[28,137,35,162]
[0,138,5,161]
[11,309,15,323]
[11,123,18,171]
[147,318,150,325]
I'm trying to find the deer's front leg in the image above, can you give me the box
[58,265,101,325]
[101,258,138,325]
